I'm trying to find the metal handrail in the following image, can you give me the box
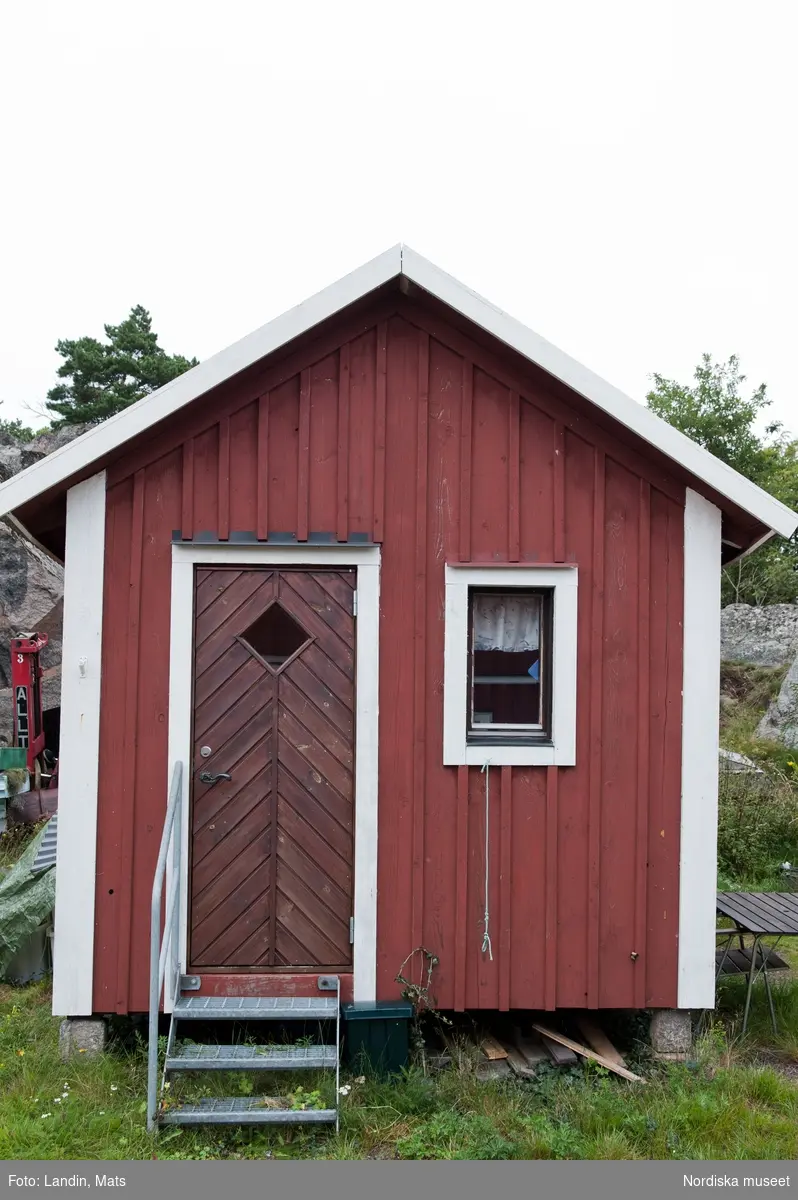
[147,761,183,1133]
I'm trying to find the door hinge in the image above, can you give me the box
[349,917,355,944]
[352,590,358,617]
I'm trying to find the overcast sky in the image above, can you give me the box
[2,1,795,435]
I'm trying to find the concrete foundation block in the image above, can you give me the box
[59,1017,107,1060]
[650,1009,692,1060]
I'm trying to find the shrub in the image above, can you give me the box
[717,765,798,884]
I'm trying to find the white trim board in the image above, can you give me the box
[442,564,578,767]
[678,489,722,1010]
[52,472,106,1016]
[166,543,380,1010]
[0,247,795,542]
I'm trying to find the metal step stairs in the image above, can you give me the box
[156,978,342,1130]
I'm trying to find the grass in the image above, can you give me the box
[0,820,46,871]
[0,980,796,1161]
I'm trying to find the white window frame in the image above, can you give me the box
[443,564,578,767]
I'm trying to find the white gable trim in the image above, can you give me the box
[678,489,722,1009]
[1,245,795,541]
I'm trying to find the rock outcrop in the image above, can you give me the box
[0,427,87,744]
[721,603,798,667]
[757,655,798,748]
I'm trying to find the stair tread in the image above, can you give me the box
[166,1043,337,1070]
[160,1097,337,1125]
[173,995,337,1019]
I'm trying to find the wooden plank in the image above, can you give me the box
[646,490,683,1006]
[372,321,387,542]
[532,1024,646,1083]
[587,448,605,1007]
[480,1034,508,1060]
[411,331,429,950]
[508,390,520,561]
[181,439,194,539]
[553,421,565,561]
[307,354,338,536]
[336,344,350,542]
[513,1029,548,1066]
[635,479,651,1007]
[256,393,269,539]
[544,765,558,1010]
[196,971,354,1000]
[454,766,469,1011]
[540,1032,578,1065]
[297,368,311,541]
[502,1043,538,1078]
[576,1016,627,1069]
[267,377,299,537]
[459,360,473,562]
[599,460,641,1007]
[499,766,512,1011]
[114,470,145,1011]
[218,416,230,540]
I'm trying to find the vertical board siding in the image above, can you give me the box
[93,304,685,1013]
[114,471,145,1012]
[412,332,430,950]
[93,479,134,1011]
[375,318,418,998]
[337,344,350,541]
[228,403,257,535]
[599,459,641,1007]
[519,400,555,563]
[308,354,339,535]
[471,370,510,561]
[557,430,595,1006]
[348,330,377,536]
[646,489,683,1005]
[423,337,461,1002]
[256,395,269,539]
[268,377,300,534]
[129,451,182,1011]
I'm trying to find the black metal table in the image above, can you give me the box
[716,892,798,1034]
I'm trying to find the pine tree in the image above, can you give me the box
[46,305,198,425]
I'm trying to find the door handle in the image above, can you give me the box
[199,771,232,785]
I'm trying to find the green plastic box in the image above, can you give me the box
[0,748,26,771]
[341,1000,414,1075]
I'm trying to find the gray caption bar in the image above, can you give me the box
[1,1161,795,1200]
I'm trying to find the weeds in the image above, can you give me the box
[1,978,796,1160]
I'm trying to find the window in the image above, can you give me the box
[468,589,552,740]
[443,565,578,766]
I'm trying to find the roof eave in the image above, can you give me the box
[1,241,796,543]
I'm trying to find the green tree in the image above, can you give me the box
[46,305,198,426]
[647,354,798,606]
[0,416,36,442]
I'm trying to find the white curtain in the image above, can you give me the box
[473,593,539,653]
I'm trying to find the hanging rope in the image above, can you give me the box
[481,760,493,960]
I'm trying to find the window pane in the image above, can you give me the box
[470,592,543,729]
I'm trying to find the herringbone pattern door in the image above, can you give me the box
[188,567,355,971]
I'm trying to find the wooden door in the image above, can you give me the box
[189,567,355,971]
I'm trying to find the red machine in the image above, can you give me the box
[11,633,52,783]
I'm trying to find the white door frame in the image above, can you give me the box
[166,543,381,1009]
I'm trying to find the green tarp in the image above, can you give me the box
[0,822,55,977]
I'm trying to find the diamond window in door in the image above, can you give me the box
[237,602,312,673]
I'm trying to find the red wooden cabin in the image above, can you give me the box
[1,246,795,1024]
